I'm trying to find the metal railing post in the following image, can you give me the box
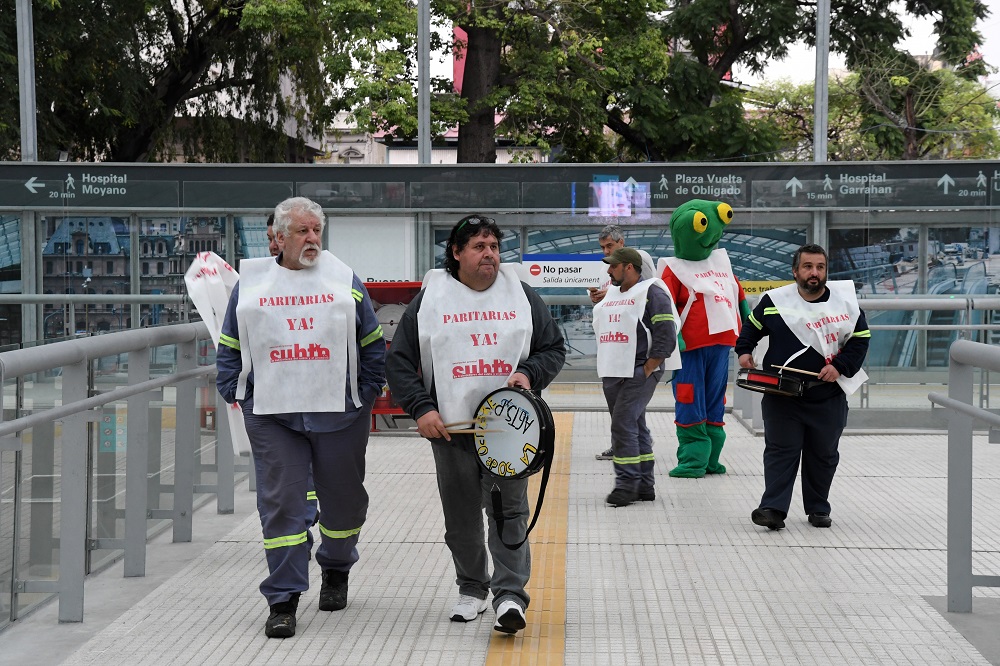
[124,349,151,576]
[58,359,90,622]
[946,347,978,612]
[172,339,197,542]
[215,391,235,514]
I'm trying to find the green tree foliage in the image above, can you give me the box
[3,0,990,164]
[321,0,989,163]
[0,0,331,162]
[747,63,1000,161]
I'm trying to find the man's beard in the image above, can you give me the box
[298,244,320,267]
[797,275,825,295]
[610,276,623,287]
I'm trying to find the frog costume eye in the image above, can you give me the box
[693,211,708,233]
[717,203,733,224]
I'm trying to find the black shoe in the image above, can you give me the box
[319,569,349,611]
[606,488,638,507]
[751,508,785,530]
[637,489,655,501]
[595,447,614,461]
[265,594,299,638]
[808,512,832,528]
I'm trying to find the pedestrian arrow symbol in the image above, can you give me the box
[785,177,803,197]
[937,174,955,194]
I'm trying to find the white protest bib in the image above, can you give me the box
[766,280,868,395]
[184,251,250,454]
[184,251,239,348]
[235,251,360,414]
[593,279,680,377]
[417,265,532,425]
[660,249,740,335]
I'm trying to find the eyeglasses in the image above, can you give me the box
[455,215,495,234]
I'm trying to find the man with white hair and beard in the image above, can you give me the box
[216,196,386,638]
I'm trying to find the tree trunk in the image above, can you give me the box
[109,9,242,161]
[456,26,501,164]
[902,90,920,160]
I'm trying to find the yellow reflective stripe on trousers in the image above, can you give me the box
[263,531,309,549]
[306,491,317,501]
[639,453,654,462]
[613,455,642,465]
[319,524,362,539]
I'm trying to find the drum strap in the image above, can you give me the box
[490,450,552,551]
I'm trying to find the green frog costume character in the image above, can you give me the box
[658,200,750,478]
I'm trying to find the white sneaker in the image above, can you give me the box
[493,599,526,634]
[450,594,488,622]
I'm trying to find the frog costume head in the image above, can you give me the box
[669,199,734,261]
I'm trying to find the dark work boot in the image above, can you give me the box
[319,569,349,611]
[264,593,300,638]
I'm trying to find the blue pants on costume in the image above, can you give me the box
[672,345,729,427]
[759,393,847,516]
[244,407,371,606]
[603,366,663,493]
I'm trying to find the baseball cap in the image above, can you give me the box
[603,247,642,271]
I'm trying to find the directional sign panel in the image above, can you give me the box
[297,181,406,208]
[752,175,882,208]
[409,182,520,208]
[0,179,66,207]
[654,170,748,208]
[870,175,988,207]
[183,181,294,208]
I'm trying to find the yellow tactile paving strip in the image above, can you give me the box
[485,412,572,666]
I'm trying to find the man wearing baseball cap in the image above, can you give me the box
[592,247,680,506]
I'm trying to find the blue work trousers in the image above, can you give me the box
[244,406,371,606]
[603,365,664,492]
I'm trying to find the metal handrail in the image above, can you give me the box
[927,339,1000,613]
[0,322,238,624]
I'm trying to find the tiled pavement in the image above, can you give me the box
[3,410,1000,665]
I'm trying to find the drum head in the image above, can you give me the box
[375,303,407,343]
[474,387,554,479]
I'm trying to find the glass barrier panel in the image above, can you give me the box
[0,449,14,629]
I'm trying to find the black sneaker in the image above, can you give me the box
[595,447,614,461]
[319,569,349,611]
[751,508,785,530]
[606,488,638,507]
[637,489,655,501]
[265,594,299,638]
[808,512,832,528]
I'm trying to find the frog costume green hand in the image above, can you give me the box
[660,199,749,477]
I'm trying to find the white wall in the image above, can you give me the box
[328,215,417,281]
